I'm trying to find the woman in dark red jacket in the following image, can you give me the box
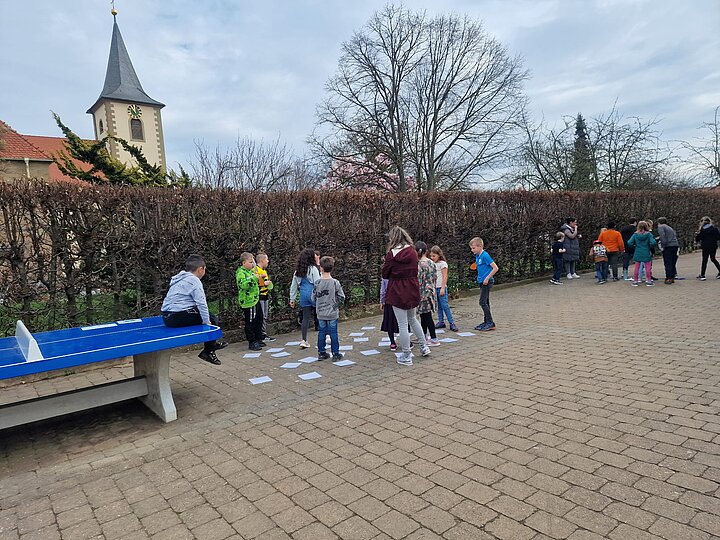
[381,226,431,366]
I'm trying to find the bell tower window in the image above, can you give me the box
[98,119,104,133]
[130,118,144,141]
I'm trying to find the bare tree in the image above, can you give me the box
[190,136,314,191]
[678,106,720,186]
[312,5,424,192]
[312,5,526,192]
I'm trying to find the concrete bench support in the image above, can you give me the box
[134,350,177,423]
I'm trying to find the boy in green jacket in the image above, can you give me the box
[236,252,263,350]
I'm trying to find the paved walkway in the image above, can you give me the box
[1,253,719,540]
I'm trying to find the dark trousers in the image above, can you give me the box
[595,261,608,281]
[162,310,218,352]
[243,304,263,343]
[479,283,493,324]
[607,252,621,279]
[623,252,633,271]
[419,312,436,339]
[552,257,564,281]
[662,248,679,279]
[701,247,720,277]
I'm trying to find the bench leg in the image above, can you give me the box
[133,350,177,422]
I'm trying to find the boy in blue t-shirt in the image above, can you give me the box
[469,237,499,331]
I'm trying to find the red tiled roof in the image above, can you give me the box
[0,121,94,183]
[0,121,52,161]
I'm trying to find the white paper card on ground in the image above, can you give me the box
[299,372,322,380]
[333,359,355,366]
[265,347,285,353]
[439,337,458,343]
[339,345,353,351]
[361,326,376,330]
[285,341,302,346]
[116,319,143,324]
[249,376,272,385]
[354,337,369,342]
[349,332,365,337]
[280,362,301,369]
[378,342,390,347]
[243,352,262,358]
[435,329,446,334]
[456,332,476,337]
[298,356,318,363]
[81,323,117,331]
[361,349,381,356]
[272,351,291,358]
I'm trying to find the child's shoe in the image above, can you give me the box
[566,273,573,279]
[427,338,440,346]
[326,335,332,344]
[396,352,413,366]
[198,350,221,365]
[249,342,263,351]
[212,340,229,351]
[389,343,397,351]
[550,279,562,285]
[299,340,310,348]
[646,281,654,287]
[631,281,639,286]
[572,273,580,278]
[449,323,459,332]
[697,275,707,281]
[332,353,344,361]
[473,322,487,331]
[263,335,276,342]
[420,345,432,357]
[478,322,496,331]
[318,352,330,360]
[435,321,446,329]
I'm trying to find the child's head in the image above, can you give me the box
[239,252,255,269]
[314,250,321,265]
[256,253,269,269]
[387,225,413,249]
[185,254,206,277]
[555,232,565,241]
[429,245,445,262]
[637,221,649,232]
[645,219,654,230]
[565,217,577,226]
[295,248,316,277]
[607,221,616,229]
[469,237,484,254]
[657,217,667,225]
[415,241,429,258]
[629,217,638,225]
[700,216,712,226]
[319,256,334,273]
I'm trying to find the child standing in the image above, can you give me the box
[161,254,226,366]
[252,253,275,341]
[236,252,264,350]
[381,226,431,366]
[627,221,657,287]
[470,237,499,331]
[550,232,566,285]
[289,248,321,348]
[695,216,720,280]
[380,278,399,350]
[429,245,458,331]
[312,256,346,361]
[588,240,609,284]
[416,242,440,346]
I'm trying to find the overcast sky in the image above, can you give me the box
[1,0,718,173]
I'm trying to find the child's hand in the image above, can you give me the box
[440,287,445,297]
[482,277,489,285]
[289,300,295,309]
[265,279,272,286]
[380,303,384,309]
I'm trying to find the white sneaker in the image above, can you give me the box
[326,335,331,344]
[299,340,310,349]
[420,346,431,357]
[572,273,580,278]
[567,273,573,279]
[396,353,413,366]
[427,338,441,346]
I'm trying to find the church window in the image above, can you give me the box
[130,118,144,141]
[98,119,104,133]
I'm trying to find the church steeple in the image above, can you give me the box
[87,9,167,171]
[86,14,164,113]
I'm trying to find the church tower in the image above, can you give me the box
[87,10,166,170]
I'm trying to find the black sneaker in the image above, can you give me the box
[318,352,331,360]
[212,341,229,351]
[198,350,221,365]
[256,341,266,347]
[249,342,263,351]
[332,353,344,361]
[263,335,277,342]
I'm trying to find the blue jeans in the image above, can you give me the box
[595,261,608,281]
[552,257,563,281]
[317,319,339,355]
[435,287,455,324]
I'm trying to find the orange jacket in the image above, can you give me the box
[597,229,625,252]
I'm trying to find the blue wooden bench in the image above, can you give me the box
[0,316,222,429]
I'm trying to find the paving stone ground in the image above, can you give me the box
[1,252,719,540]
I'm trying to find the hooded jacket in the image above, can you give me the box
[161,271,211,324]
[696,224,720,250]
[627,232,657,263]
[381,245,421,310]
[236,266,260,308]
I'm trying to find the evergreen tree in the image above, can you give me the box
[52,113,179,186]
[569,113,596,190]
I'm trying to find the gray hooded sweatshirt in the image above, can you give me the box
[161,271,211,324]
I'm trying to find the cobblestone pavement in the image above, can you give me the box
[1,252,719,540]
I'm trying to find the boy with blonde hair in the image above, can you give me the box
[469,237,499,331]
[253,253,275,341]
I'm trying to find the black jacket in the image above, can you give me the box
[696,224,720,250]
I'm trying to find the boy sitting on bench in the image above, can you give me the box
[161,254,226,365]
